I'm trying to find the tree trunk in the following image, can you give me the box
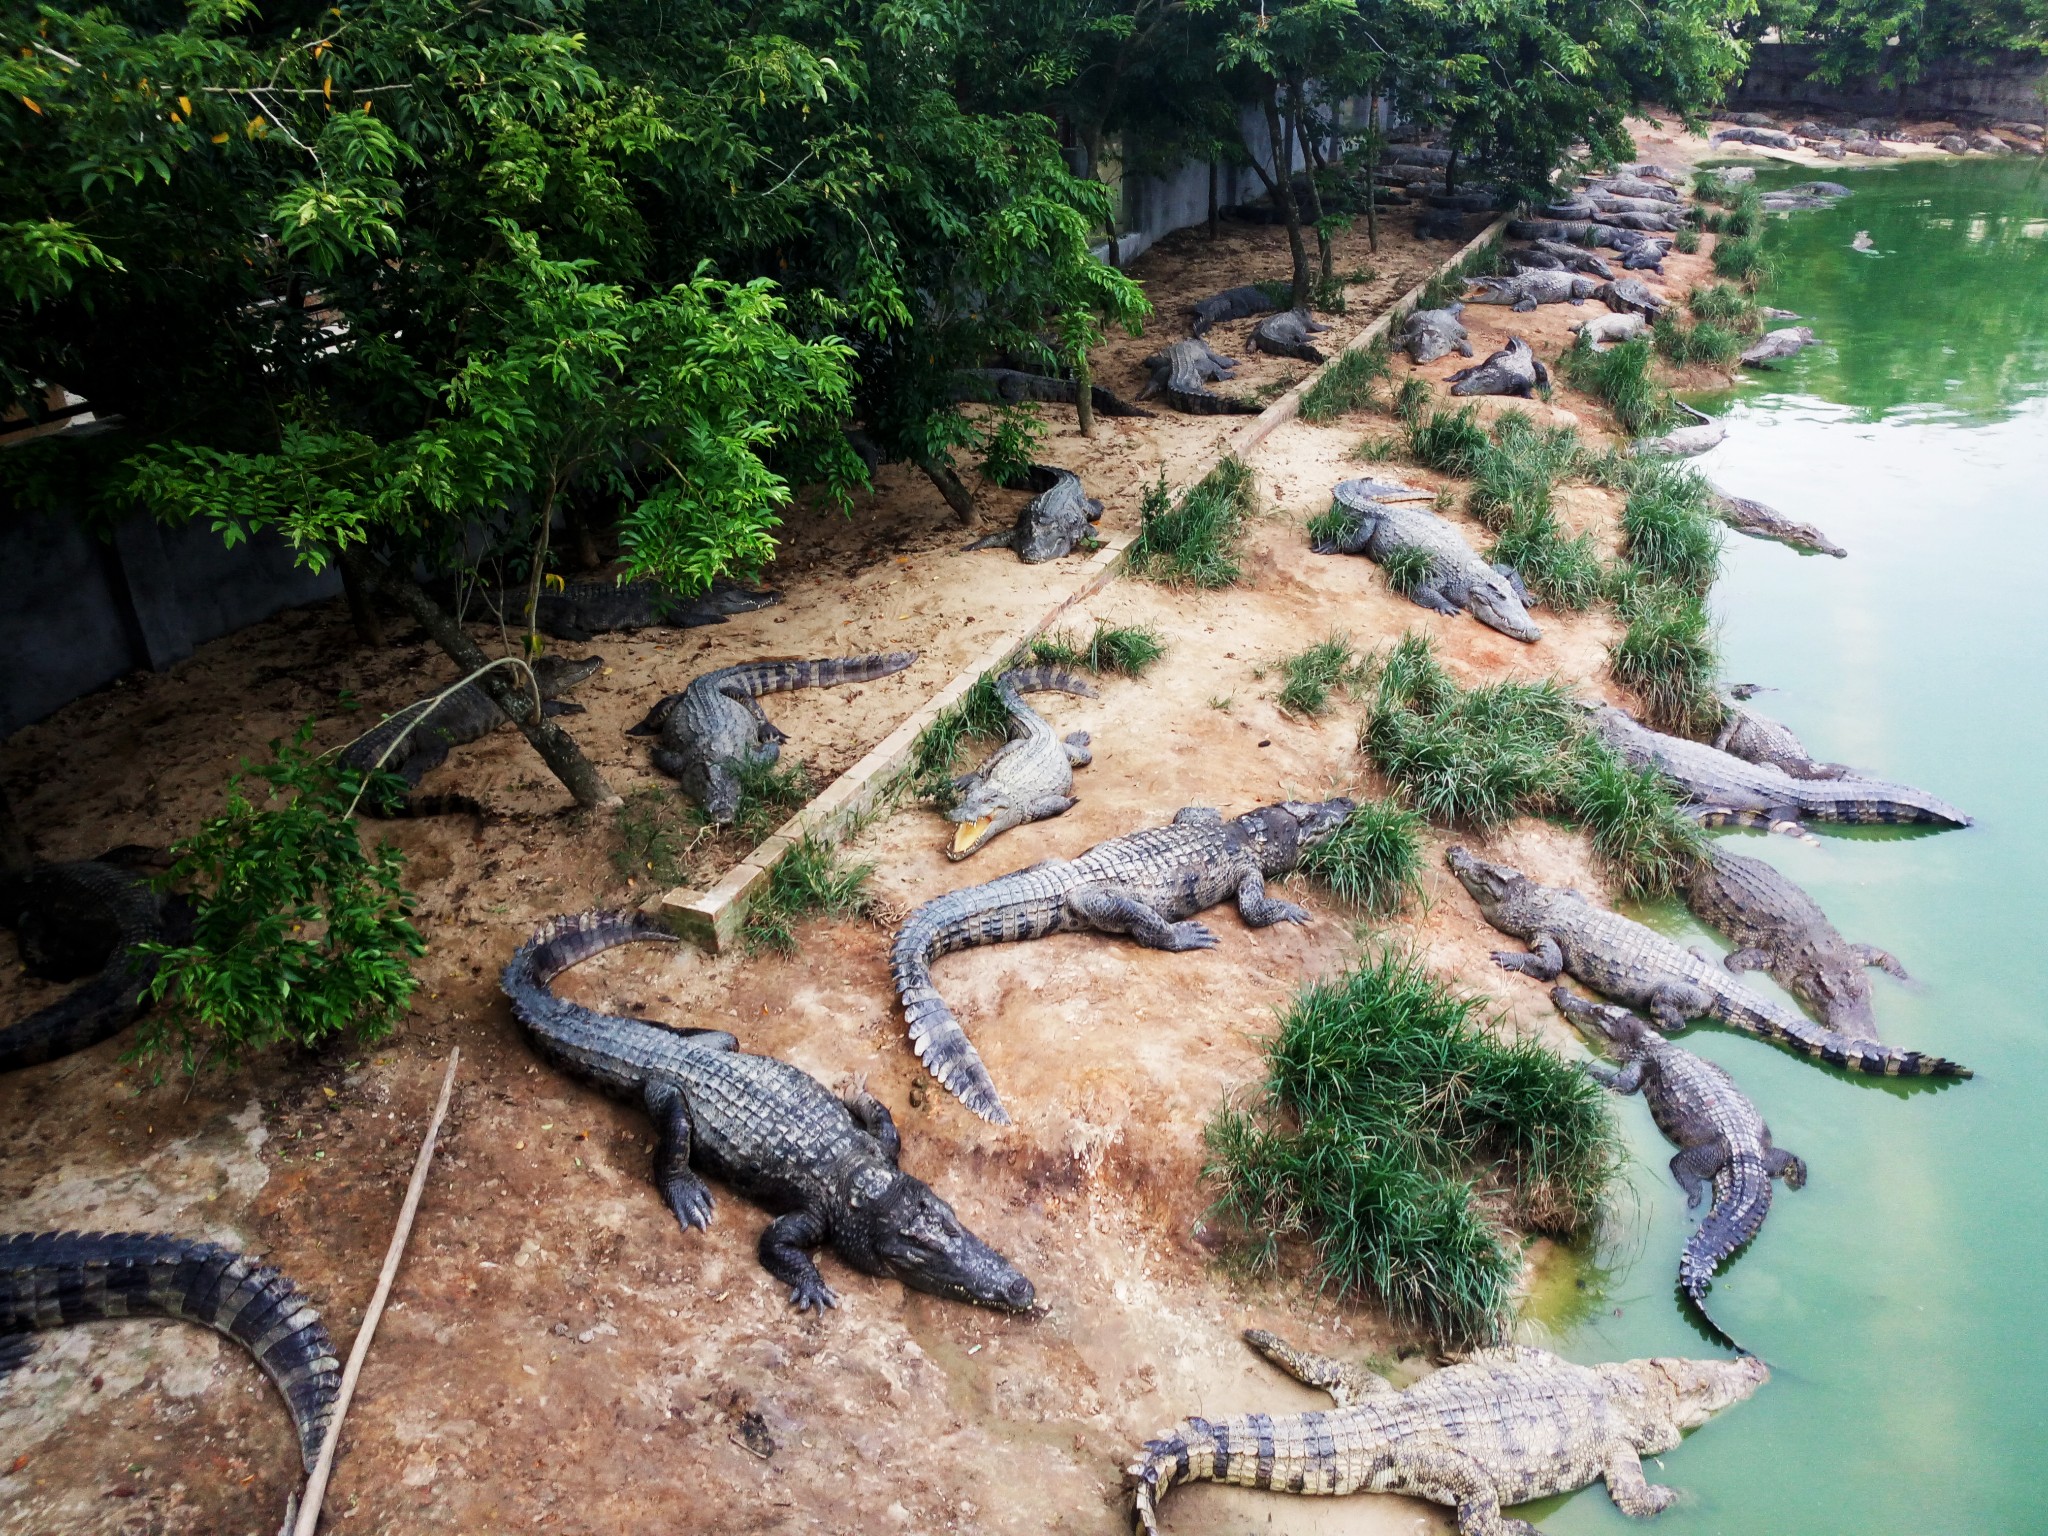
[1290,80,1334,286]
[519,486,557,649]
[1074,350,1095,438]
[1257,81,1312,309]
[1445,141,1460,197]
[1364,94,1380,254]
[1083,122,1120,270]
[918,459,977,526]
[1207,158,1219,240]
[339,548,620,811]
[338,560,387,648]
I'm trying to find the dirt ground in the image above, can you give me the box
[2,121,1763,1535]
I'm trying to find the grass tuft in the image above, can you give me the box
[1393,375,1433,425]
[743,834,875,953]
[1557,333,1678,437]
[1672,225,1700,255]
[1712,233,1774,288]
[1277,634,1371,717]
[1466,411,1582,532]
[1029,621,1167,678]
[1489,515,1607,611]
[1609,572,1723,736]
[1560,736,1707,899]
[1406,405,1489,476]
[1127,458,1256,588]
[1377,540,1434,596]
[1298,799,1425,916]
[1300,339,1391,424]
[1687,282,1762,334]
[1206,949,1622,1343]
[1651,313,1744,368]
[1619,459,1721,591]
[909,670,1012,807]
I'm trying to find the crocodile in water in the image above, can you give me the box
[1446,845,1967,1077]
[963,465,1102,563]
[1713,698,1849,779]
[1707,487,1846,558]
[627,651,917,824]
[501,911,1034,1313]
[1137,339,1261,415]
[945,667,1098,860]
[533,578,779,642]
[891,799,1353,1124]
[1554,987,1804,1339]
[1314,478,1542,642]
[0,1231,340,1472]
[1129,1329,1765,1535]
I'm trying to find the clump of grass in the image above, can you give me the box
[1277,634,1371,717]
[1609,573,1724,736]
[1030,621,1166,678]
[1489,514,1607,611]
[1127,458,1256,588]
[1687,282,1762,334]
[1416,238,1504,311]
[1466,412,1582,532]
[1712,233,1774,288]
[1691,169,1734,203]
[1672,226,1700,255]
[743,834,875,954]
[1651,313,1744,368]
[612,787,705,888]
[1206,949,1623,1343]
[1300,339,1391,424]
[1620,459,1721,591]
[909,670,1012,806]
[1306,499,1356,549]
[1557,334,1678,437]
[1298,800,1425,916]
[1377,540,1434,596]
[1406,404,1488,475]
[1560,736,1707,899]
[1393,375,1433,425]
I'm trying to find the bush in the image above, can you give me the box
[1298,799,1425,916]
[1609,572,1723,735]
[1406,405,1489,475]
[1127,459,1256,588]
[139,727,423,1075]
[1299,339,1390,424]
[1557,334,1678,437]
[1466,412,1582,532]
[1029,622,1167,678]
[1206,949,1622,1342]
[1620,460,1722,591]
[976,404,1046,487]
[743,834,875,953]
[1277,635,1370,717]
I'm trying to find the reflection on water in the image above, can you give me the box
[1531,159,2048,1534]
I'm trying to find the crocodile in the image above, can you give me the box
[1707,486,1847,557]
[627,651,918,824]
[1449,337,1549,399]
[1445,845,1968,1076]
[501,911,1035,1313]
[1529,239,1614,276]
[1137,338,1261,415]
[1188,285,1283,336]
[1587,175,1681,203]
[1573,311,1647,348]
[338,652,601,813]
[1465,271,1599,312]
[0,1230,340,1472]
[1593,278,1666,318]
[1129,1330,1766,1536]
[533,578,779,642]
[945,667,1098,859]
[1685,845,1907,1040]
[1586,704,1972,829]
[1315,478,1542,642]
[1633,422,1725,458]
[1739,327,1821,368]
[1620,239,1670,273]
[1250,309,1331,364]
[1711,126,1799,149]
[947,367,1155,419]
[891,799,1353,1124]
[1712,699,1849,779]
[1505,246,1568,272]
[1506,218,1639,251]
[964,465,1102,563]
[0,860,191,1073]
[1553,987,1805,1333]
[1399,304,1473,364]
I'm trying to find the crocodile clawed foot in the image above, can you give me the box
[1165,922,1218,951]
[788,1277,839,1313]
[1272,902,1312,926]
[665,1182,716,1232]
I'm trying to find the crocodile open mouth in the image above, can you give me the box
[949,817,997,859]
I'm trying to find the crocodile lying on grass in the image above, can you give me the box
[533,578,779,642]
[1707,487,1847,558]
[502,911,1035,1313]
[0,1231,340,1472]
[0,860,191,1073]
[964,465,1102,563]
[1553,987,1805,1337]
[892,799,1353,1124]
[1129,1330,1766,1536]
[948,367,1154,419]
[1449,337,1548,398]
[628,651,917,824]
[1447,846,1968,1077]
[945,667,1098,860]
[1465,271,1598,312]
[1399,304,1473,364]
[1315,478,1542,642]
[1250,309,1331,364]
[1713,698,1849,779]
[1686,846,1907,1040]
[338,652,601,814]
[1586,705,1971,829]
[1188,285,1282,336]
[1137,339,1261,415]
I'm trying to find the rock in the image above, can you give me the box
[1855,116,1891,133]
[1939,134,1970,153]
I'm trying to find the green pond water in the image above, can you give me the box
[1529,157,2048,1534]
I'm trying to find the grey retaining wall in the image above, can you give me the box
[1729,44,2048,123]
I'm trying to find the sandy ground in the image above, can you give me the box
[0,121,1767,1535]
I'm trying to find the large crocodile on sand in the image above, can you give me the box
[1587,705,1971,829]
[1446,846,1968,1076]
[1314,478,1542,642]
[948,367,1155,419]
[944,667,1097,860]
[532,577,779,642]
[628,652,917,824]
[964,465,1102,563]
[1685,845,1908,1041]
[0,860,191,1072]
[1398,304,1473,364]
[1250,309,1331,364]
[1129,1330,1766,1536]
[502,911,1035,1313]
[892,799,1353,1124]
[1449,337,1548,398]
[1465,271,1598,312]
[1188,284,1283,335]
[0,1231,340,1472]
[1553,987,1804,1337]
[338,652,601,813]
[1138,339,1261,415]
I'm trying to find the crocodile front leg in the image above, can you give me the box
[1407,578,1464,617]
[1394,1448,1535,1536]
[760,1208,836,1312]
[1645,981,1714,1033]
[1065,888,1217,951]
[1669,1141,1726,1209]
[1062,732,1092,767]
[1592,1057,1647,1094]
[1491,933,1564,980]
[1600,1442,1679,1517]
[645,1082,716,1231]
[1722,946,1771,974]
[1235,869,1311,928]
[841,1088,902,1165]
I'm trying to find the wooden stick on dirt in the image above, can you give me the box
[292,1048,461,1536]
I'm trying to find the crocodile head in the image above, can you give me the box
[1550,986,1657,1056]
[532,653,603,697]
[686,758,744,826]
[1467,573,1542,644]
[1236,798,1357,873]
[866,1175,1036,1313]
[946,787,1027,861]
[1604,1355,1770,1448]
[1444,845,1530,913]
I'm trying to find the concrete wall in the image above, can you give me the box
[0,508,339,737]
[1729,44,2048,122]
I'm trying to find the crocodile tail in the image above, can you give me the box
[1680,1160,1772,1309]
[1723,1000,1971,1078]
[999,666,1098,701]
[1167,387,1262,417]
[888,911,1011,1126]
[0,877,182,1074]
[1128,1423,1210,1534]
[722,652,920,697]
[506,909,680,992]
[1803,782,1973,828]
[0,1231,341,1472]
